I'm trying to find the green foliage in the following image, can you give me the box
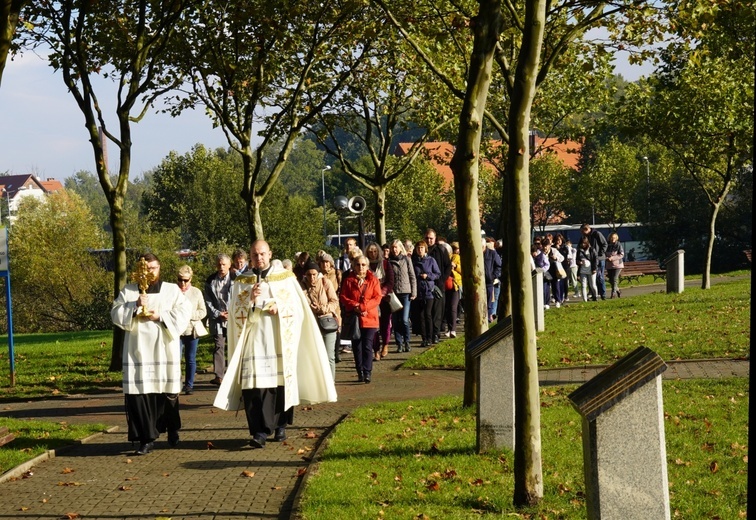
[576,137,643,226]
[300,379,748,519]
[8,192,111,332]
[142,145,248,249]
[529,153,574,231]
[384,157,455,242]
[261,182,329,261]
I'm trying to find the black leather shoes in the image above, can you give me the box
[135,442,154,455]
[168,431,179,447]
[274,428,287,442]
[249,435,266,449]
[364,371,371,384]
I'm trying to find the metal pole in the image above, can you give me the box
[321,166,331,243]
[643,156,650,222]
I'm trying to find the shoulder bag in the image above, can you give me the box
[388,292,403,313]
[317,315,339,333]
[341,312,361,340]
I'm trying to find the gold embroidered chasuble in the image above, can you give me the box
[213,264,337,411]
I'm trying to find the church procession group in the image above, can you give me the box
[111,221,620,456]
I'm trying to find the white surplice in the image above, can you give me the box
[214,264,337,411]
[111,282,192,395]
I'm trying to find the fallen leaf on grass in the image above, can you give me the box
[674,459,690,466]
[240,470,255,478]
[710,461,719,473]
[469,478,484,486]
[426,480,440,491]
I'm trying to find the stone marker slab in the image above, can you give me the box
[532,269,545,332]
[467,316,514,452]
[569,346,670,520]
[665,249,684,294]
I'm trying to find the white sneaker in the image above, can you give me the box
[555,301,561,308]
[544,305,550,310]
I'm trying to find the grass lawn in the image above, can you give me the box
[0,331,215,400]
[406,275,750,370]
[0,417,108,475]
[300,378,748,519]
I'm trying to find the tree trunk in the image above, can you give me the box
[0,0,25,87]
[249,196,264,242]
[450,0,502,408]
[506,0,546,507]
[374,186,387,246]
[701,201,720,290]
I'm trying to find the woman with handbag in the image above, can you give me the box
[339,255,382,383]
[412,240,441,347]
[301,261,340,380]
[388,239,416,353]
[365,242,395,360]
[606,232,625,298]
[177,265,207,395]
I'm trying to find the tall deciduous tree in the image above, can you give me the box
[619,0,754,288]
[376,0,658,506]
[578,137,642,227]
[169,0,371,242]
[142,145,247,249]
[21,0,193,368]
[309,34,456,245]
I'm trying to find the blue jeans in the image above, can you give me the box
[179,335,199,389]
[391,293,411,346]
[596,259,606,297]
[321,330,337,380]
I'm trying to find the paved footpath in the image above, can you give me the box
[0,276,749,519]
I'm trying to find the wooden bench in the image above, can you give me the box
[619,260,666,285]
[0,427,15,447]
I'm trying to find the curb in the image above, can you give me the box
[0,425,119,484]
[289,413,348,520]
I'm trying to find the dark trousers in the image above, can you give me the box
[242,386,293,438]
[419,298,434,343]
[431,287,445,336]
[352,328,378,376]
[125,393,180,443]
[445,289,460,333]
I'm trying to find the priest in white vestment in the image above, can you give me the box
[214,240,337,448]
[111,253,192,455]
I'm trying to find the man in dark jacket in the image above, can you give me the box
[483,237,502,322]
[425,229,451,343]
[581,223,608,300]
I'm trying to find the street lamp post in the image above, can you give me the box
[321,166,331,243]
[643,156,650,222]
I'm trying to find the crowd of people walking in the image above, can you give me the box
[112,224,624,455]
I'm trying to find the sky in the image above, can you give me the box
[0,50,655,183]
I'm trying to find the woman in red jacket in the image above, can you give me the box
[340,254,382,383]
